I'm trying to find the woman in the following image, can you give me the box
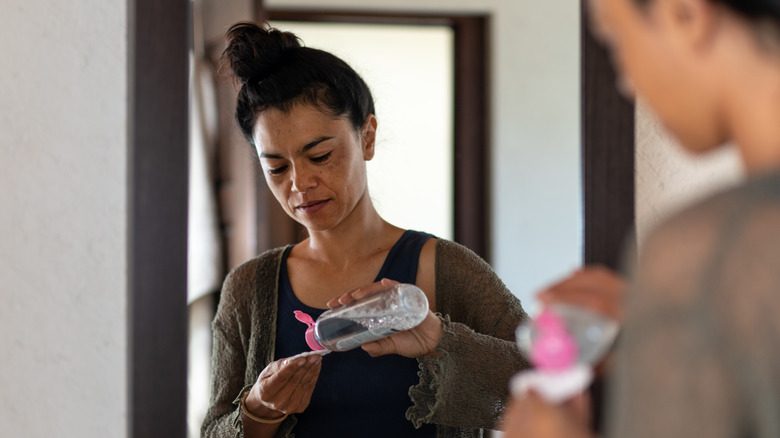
[503,0,780,437]
[201,22,529,438]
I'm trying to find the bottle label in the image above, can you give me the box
[335,327,400,351]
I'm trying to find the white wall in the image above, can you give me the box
[0,1,128,437]
[635,100,744,244]
[265,0,583,310]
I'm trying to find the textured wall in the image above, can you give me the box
[264,0,583,309]
[0,1,128,437]
[635,100,744,244]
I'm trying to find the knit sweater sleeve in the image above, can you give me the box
[406,239,531,429]
[201,259,256,437]
[201,249,297,438]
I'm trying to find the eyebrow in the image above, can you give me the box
[259,136,334,159]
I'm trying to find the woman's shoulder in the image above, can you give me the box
[219,246,288,305]
[227,246,286,280]
[432,237,505,290]
[433,237,489,267]
[638,173,780,297]
[646,172,780,248]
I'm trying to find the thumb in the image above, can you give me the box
[361,337,394,357]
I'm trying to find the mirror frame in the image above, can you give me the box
[580,0,636,429]
[128,0,189,436]
[581,0,636,269]
[127,1,635,435]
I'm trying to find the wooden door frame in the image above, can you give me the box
[128,0,190,436]
[261,8,492,260]
[580,0,636,432]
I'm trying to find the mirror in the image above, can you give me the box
[132,0,632,436]
[184,2,584,436]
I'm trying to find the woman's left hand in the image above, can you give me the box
[326,278,444,358]
[499,391,593,438]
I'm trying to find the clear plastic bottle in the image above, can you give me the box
[515,303,619,368]
[511,303,619,403]
[294,283,429,352]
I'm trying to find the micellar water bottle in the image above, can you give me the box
[511,303,619,403]
[516,303,620,367]
[294,283,429,352]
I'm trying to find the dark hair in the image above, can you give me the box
[221,22,375,145]
[634,0,780,21]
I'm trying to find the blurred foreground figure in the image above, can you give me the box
[503,0,780,437]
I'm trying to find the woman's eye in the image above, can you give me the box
[311,152,331,163]
[267,165,287,175]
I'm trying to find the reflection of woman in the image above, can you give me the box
[503,0,780,437]
[201,22,529,438]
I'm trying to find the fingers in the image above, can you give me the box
[499,392,555,436]
[537,265,626,322]
[294,360,321,411]
[351,278,398,300]
[564,391,591,429]
[498,394,532,435]
[326,278,400,308]
[499,391,593,438]
[255,354,322,414]
[281,356,322,413]
[361,311,443,358]
[274,354,319,387]
[361,338,392,357]
[540,266,621,298]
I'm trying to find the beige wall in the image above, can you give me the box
[0,1,128,437]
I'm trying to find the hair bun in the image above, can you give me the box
[223,22,301,84]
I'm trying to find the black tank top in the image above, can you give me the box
[274,230,437,437]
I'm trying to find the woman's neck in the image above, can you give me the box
[299,194,402,268]
[729,73,780,174]
[720,22,780,174]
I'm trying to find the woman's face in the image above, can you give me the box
[252,103,376,232]
[588,0,728,152]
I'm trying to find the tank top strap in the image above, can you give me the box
[375,230,436,285]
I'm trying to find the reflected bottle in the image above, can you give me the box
[294,283,429,352]
[515,303,619,368]
[511,303,619,403]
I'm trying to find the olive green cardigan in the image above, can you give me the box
[202,238,529,438]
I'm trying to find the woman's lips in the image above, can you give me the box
[296,199,329,215]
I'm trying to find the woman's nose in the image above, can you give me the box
[290,166,316,193]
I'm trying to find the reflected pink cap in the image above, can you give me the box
[530,307,577,372]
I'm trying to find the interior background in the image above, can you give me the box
[0,0,742,436]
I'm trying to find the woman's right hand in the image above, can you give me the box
[537,265,626,324]
[243,354,322,421]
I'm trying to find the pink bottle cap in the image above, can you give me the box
[294,310,326,351]
[530,307,578,372]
